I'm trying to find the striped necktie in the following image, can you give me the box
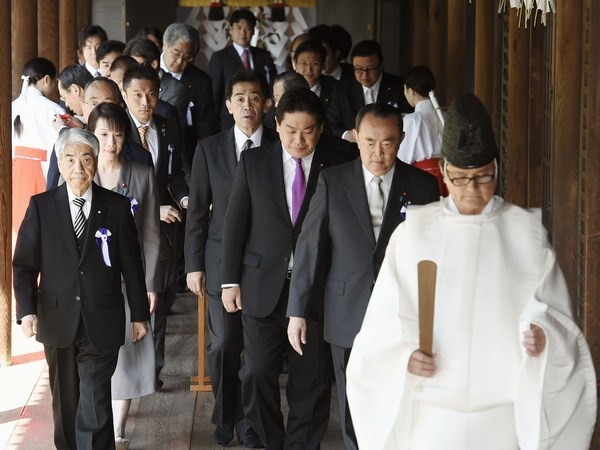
[138,125,150,150]
[73,197,87,238]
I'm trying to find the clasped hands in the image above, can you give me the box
[408,324,547,378]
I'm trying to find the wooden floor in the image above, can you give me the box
[2,293,344,449]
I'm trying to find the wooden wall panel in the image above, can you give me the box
[11,0,37,100]
[0,0,11,367]
[446,0,465,102]
[474,0,495,113]
[551,0,583,303]
[59,0,78,70]
[38,0,60,68]
[428,0,447,105]
[410,0,429,67]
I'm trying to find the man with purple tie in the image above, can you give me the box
[220,88,355,449]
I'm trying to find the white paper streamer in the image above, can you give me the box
[429,90,445,127]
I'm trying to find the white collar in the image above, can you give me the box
[361,162,395,187]
[233,124,264,149]
[85,62,98,77]
[66,183,93,203]
[130,114,155,129]
[327,64,343,80]
[444,195,499,215]
[363,73,383,97]
[281,145,316,164]
[232,42,250,57]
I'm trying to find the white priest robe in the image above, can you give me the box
[346,196,596,450]
[398,99,442,165]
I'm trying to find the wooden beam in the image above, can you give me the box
[505,9,530,207]
[59,0,78,70]
[428,0,448,105]
[410,0,429,66]
[0,0,12,367]
[552,0,583,303]
[474,0,495,113]
[446,0,466,102]
[11,0,37,100]
[38,0,60,68]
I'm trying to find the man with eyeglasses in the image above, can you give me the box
[327,40,411,143]
[346,94,596,450]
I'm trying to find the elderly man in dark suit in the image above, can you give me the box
[327,40,412,142]
[287,103,440,449]
[220,88,356,449]
[185,70,276,448]
[161,23,218,167]
[13,128,150,450]
[208,9,278,132]
[122,65,189,386]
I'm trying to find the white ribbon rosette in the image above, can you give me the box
[95,228,112,267]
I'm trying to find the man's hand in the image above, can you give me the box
[221,287,242,313]
[21,314,38,338]
[407,350,437,377]
[52,114,84,131]
[147,292,158,315]
[187,271,206,296]
[287,317,307,355]
[522,324,546,357]
[160,205,183,223]
[131,321,148,342]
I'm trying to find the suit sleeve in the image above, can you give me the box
[118,199,150,322]
[184,141,211,273]
[327,83,349,137]
[207,54,225,123]
[140,167,162,292]
[167,120,190,204]
[12,197,42,322]
[287,172,332,318]
[220,151,252,284]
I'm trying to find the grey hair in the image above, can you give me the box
[163,23,199,51]
[55,128,100,160]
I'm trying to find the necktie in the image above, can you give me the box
[138,125,149,150]
[73,197,87,239]
[242,49,250,70]
[369,176,384,240]
[365,88,375,105]
[243,139,253,151]
[291,157,306,224]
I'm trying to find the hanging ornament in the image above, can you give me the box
[497,0,555,27]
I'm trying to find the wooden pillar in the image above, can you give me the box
[410,0,429,66]
[474,0,495,112]
[11,0,37,100]
[76,0,91,34]
[428,0,448,105]
[446,0,466,102]
[0,0,12,367]
[59,0,78,70]
[552,0,583,303]
[505,9,530,207]
[38,0,60,68]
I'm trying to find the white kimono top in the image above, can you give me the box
[346,196,596,450]
[398,99,443,164]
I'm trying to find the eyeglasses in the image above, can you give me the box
[443,160,497,186]
[166,46,195,63]
[353,65,381,75]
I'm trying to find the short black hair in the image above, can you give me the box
[136,26,163,48]
[331,25,352,61]
[122,65,160,91]
[293,39,326,64]
[22,57,56,83]
[225,70,270,100]
[109,55,139,74]
[308,25,338,53]
[59,64,94,90]
[273,71,309,91]
[87,102,132,140]
[78,25,108,50]
[123,38,161,65]
[355,102,403,133]
[276,88,325,126]
[404,66,435,97]
[351,40,384,64]
[229,8,257,28]
[96,40,126,63]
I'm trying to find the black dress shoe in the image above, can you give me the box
[240,429,264,449]
[213,425,234,446]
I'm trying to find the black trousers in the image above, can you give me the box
[206,291,249,436]
[330,344,358,450]
[44,317,119,450]
[240,280,332,450]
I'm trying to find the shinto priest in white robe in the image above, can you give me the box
[346,196,596,450]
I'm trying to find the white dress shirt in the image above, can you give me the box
[66,183,93,226]
[85,62,99,77]
[160,53,183,80]
[232,42,254,69]
[362,163,395,216]
[130,115,159,171]
[310,81,322,98]
[233,125,264,161]
[362,73,383,104]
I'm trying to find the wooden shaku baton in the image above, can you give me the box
[418,260,437,357]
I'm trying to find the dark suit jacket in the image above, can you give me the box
[317,74,338,115]
[208,45,278,131]
[127,112,189,208]
[287,158,440,347]
[13,183,149,351]
[220,140,355,319]
[327,71,413,137]
[159,71,190,132]
[184,126,279,293]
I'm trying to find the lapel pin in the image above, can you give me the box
[97,210,102,214]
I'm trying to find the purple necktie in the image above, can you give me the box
[242,49,250,70]
[291,157,306,224]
